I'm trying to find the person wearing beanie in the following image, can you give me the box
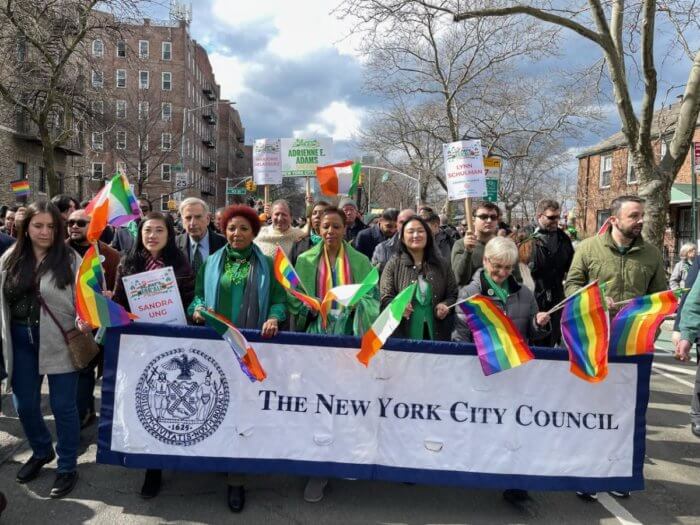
[339,198,367,244]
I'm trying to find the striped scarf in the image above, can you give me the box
[144,252,165,271]
[317,242,352,301]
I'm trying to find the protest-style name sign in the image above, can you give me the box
[443,139,487,201]
[281,138,333,177]
[121,267,187,325]
[253,138,282,185]
[98,324,650,493]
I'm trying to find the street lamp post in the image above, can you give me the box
[363,165,421,211]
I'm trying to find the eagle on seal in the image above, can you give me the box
[162,354,207,380]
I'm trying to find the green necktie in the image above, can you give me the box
[193,242,203,276]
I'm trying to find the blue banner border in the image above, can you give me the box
[97,323,651,492]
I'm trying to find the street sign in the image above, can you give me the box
[485,178,499,203]
[227,187,246,195]
[175,172,188,190]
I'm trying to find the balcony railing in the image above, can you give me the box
[202,84,217,101]
[202,135,216,149]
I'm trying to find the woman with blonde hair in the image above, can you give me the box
[670,243,696,290]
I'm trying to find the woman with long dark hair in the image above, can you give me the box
[380,215,458,341]
[0,200,89,498]
[112,211,194,499]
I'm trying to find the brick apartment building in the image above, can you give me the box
[216,100,250,208]
[575,102,700,264]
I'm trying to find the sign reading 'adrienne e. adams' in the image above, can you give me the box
[98,324,650,492]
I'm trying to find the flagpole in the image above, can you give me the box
[445,294,479,310]
[544,280,601,316]
[264,184,269,208]
[610,288,687,308]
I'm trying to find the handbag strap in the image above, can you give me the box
[36,292,70,346]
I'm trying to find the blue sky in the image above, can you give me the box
[154,1,694,161]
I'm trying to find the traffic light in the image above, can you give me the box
[245,179,256,192]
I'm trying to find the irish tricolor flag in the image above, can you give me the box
[316,161,361,196]
[320,267,379,328]
[356,283,416,366]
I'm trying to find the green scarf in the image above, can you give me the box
[483,271,509,304]
[223,245,252,285]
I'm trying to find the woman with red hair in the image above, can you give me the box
[189,204,286,512]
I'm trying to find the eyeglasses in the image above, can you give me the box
[486,258,513,272]
[475,214,498,221]
[67,219,89,227]
[544,215,560,221]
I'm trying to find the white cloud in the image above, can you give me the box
[207,52,259,101]
[211,0,359,59]
[293,101,364,143]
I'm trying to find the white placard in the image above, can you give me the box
[110,334,638,480]
[443,139,487,201]
[281,137,333,177]
[121,267,187,325]
[253,138,282,185]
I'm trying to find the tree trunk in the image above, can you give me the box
[637,162,673,247]
[40,133,59,198]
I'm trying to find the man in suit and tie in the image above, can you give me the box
[176,198,226,277]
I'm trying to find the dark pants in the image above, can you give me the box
[693,352,700,425]
[76,349,103,421]
[11,324,79,473]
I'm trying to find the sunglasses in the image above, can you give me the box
[67,219,89,227]
[544,215,560,221]
[475,214,498,221]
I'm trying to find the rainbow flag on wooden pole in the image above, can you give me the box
[76,245,136,328]
[458,295,534,376]
[610,289,682,356]
[10,179,30,198]
[560,281,610,382]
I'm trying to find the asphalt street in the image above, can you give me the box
[1,328,699,524]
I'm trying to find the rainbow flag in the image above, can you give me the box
[319,267,379,328]
[75,245,136,328]
[10,179,30,197]
[357,283,416,366]
[201,310,266,382]
[273,246,301,289]
[560,282,610,382]
[316,161,361,196]
[610,289,681,356]
[459,296,534,376]
[85,173,141,242]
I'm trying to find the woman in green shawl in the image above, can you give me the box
[189,204,286,513]
[290,206,379,336]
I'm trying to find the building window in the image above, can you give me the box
[597,210,611,232]
[139,134,149,151]
[162,42,172,60]
[116,41,126,58]
[139,40,149,59]
[116,69,126,88]
[162,164,172,181]
[138,162,148,180]
[161,133,172,151]
[57,172,64,193]
[16,161,26,179]
[116,100,126,119]
[92,162,104,180]
[162,72,172,91]
[161,102,172,121]
[92,100,103,115]
[599,154,612,188]
[660,140,668,159]
[160,194,169,212]
[138,101,149,120]
[91,132,103,151]
[92,70,103,88]
[627,152,638,184]
[92,39,104,57]
[116,161,127,175]
[116,130,126,150]
[38,167,46,193]
[139,70,149,89]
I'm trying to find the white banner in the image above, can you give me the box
[443,139,487,201]
[253,138,282,185]
[121,268,187,325]
[280,137,333,177]
[103,329,645,487]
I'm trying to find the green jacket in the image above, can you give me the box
[564,230,667,302]
[679,276,700,342]
[289,240,379,334]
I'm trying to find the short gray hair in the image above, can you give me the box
[484,237,518,266]
[179,197,209,215]
[680,243,697,259]
[271,199,291,214]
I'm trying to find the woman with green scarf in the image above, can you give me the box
[452,236,551,343]
[189,204,286,513]
[290,206,379,336]
[380,215,458,341]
